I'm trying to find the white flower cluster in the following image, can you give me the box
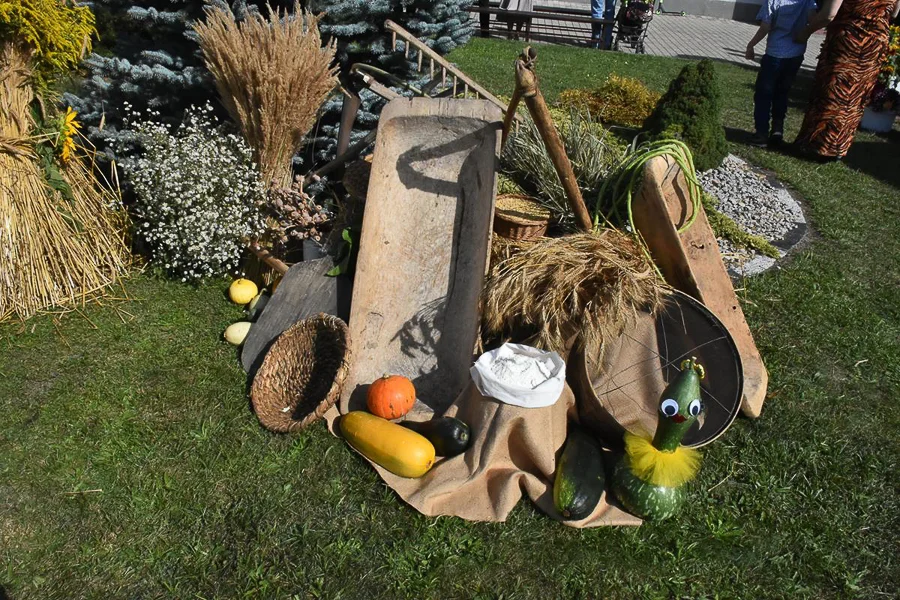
[122,103,266,281]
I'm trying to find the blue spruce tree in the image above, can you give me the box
[69,0,472,165]
[65,1,264,156]
[304,0,474,163]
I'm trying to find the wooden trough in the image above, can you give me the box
[339,97,503,417]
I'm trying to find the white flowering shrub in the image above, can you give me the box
[123,104,265,281]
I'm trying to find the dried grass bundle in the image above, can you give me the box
[489,234,536,271]
[482,229,669,354]
[195,2,339,188]
[0,44,129,321]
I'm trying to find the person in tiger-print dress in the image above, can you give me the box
[795,0,900,159]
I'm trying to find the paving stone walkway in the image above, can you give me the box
[520,1,822,69]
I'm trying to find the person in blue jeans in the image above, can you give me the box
[745,0,817,146]
[591,0,617,49]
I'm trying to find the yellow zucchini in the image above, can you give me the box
[340,411,435,478]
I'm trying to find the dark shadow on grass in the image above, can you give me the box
[727,107,900,175]
[843,136,900,190]
[673,54,814,74]
[725,126,815,160]
[675,54,754,69]
[725,126,756,146]
[0,584,10,600]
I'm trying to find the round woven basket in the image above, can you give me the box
[251,314,351,433]
[493,194,551,241]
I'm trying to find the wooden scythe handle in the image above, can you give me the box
[513,47,593,233]
[249,242,289,275]
[501,88,522,148]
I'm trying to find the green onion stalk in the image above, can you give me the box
[592,138,702,277]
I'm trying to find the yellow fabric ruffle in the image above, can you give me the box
[624,431,701,487]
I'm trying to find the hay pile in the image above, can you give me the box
[482,229,669,354]
[0,44,129,321]
[489,233,536,269]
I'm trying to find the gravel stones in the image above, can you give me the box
[699,154,806,277]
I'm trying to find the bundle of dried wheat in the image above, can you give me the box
[195,2,339,188]
[0,44,129,321]
[489,234,536,272]
[482,229,669,354]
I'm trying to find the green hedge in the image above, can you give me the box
[644,59,727,172]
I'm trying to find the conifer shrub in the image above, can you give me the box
[306,0,474,162]
[558,75,660,128]
[67,0,473,166]
[64,1,262,156]
[644,59,727,172]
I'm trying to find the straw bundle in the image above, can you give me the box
[482,229,669,354]
[0,44,129,321]
[489,233,536,269]
[195,2,339,188]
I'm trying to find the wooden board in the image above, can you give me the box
[339,98,502,416]
[241,256,352,377]
[631,156,769,418]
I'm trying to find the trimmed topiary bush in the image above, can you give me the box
[644,59,727,172]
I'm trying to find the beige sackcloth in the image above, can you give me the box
[324,309,672,529]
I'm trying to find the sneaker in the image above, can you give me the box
[749,132,769,147]
[769,130,784,146]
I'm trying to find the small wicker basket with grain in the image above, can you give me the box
[493,194,551,240]
[251,314,351,433]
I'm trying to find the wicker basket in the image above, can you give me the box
[493,194,551,241]
[251,314,351,433]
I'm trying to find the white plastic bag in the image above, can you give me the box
[470,343,566,408]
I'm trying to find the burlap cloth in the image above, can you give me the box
[326,382,640,527]
[573,307,672,451]
[323,309,681,528]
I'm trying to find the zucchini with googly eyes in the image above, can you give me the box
[611,357,705,521]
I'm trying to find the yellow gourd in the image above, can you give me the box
[229,278,258,305]
[224,321,252,346]
[340,412,435,478]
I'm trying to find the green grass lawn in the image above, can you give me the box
[2,38,899,599]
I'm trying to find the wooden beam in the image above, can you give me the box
[631,156,769,418]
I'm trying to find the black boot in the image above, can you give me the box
[769,120,784,146]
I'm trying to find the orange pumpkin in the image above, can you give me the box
[367,374,416,419]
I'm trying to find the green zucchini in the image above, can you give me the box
[611,458,684,521]
[401,417,471,457]
[553,428,606,520]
